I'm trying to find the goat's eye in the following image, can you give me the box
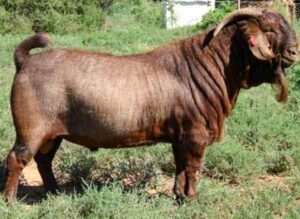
[264,26,277,33]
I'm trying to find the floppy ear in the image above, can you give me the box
[238,20,275,60]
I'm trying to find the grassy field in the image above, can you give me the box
[1,3,300,218]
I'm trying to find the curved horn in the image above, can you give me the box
[213,7,263,37]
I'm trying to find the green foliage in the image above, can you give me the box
[56,146,97,185]
[289,63,300,91]
[54,143,172,190]
[0,0,108,34]
[235,188,294,218]
[108,0,165,30]
[0,0,165,34]
[273,0,290,21]
[196,1,235,30]
[131,0,164,28]
[264,153,295,174]
[0,6,32,34]
[205,139,259,181]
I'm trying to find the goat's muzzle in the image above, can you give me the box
[274,44,298,102]
[282,45,298,67]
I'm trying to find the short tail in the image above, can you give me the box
[14,32,51,72]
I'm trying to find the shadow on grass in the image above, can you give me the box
[0,154,176,205]
[16,179,155,205]
[16,184,46,204]
[0,159,82,205]
[16,182,87,204]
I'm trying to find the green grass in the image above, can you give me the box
[0,3,300,218]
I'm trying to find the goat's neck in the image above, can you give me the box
[184,27,244,117]
[178,27,247,140]
[206,27,246,110]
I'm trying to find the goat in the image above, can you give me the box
[3,8,298,202]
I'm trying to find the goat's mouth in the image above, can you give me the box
[281,45,298,67]
[282,56,296,67]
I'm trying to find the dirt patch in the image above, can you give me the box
[21,161,43,186]
[18,161,82,204]
[17,161,45,203]
[257,175,291,192]
[146,175,174,198]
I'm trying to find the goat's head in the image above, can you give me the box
[214,8,298,102]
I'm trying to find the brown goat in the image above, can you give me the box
[3,8,298,202]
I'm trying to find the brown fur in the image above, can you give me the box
[3,9,298,202]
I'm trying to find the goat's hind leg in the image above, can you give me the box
[3,136,45,202]
[34,138,62,194]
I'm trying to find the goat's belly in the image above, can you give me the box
[63,131,160,149]
[62,113,168,148]
[60,98,170,148]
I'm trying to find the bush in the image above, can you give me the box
[56,146,97,186]
[288,64,300,91]
[109,0,165,30]
[0,6,32,34]
[204,139,259,181]
[0,0,165,34]
[0,0,107,34]
[264,153,296,174]
[273,0,290,21]
[132,0,164,28]
[196,1,235,30]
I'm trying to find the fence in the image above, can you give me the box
[215,0,300,21]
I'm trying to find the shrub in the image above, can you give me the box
[288,64,300,91]
[56,146,97,186]
[0,0,107,34]
[273,0,290,21]
[109,0,165,30]
[132,0,165,28]
[0,0,165,34]
[196,1,235,30]
[264,153,295,174]
[0,6,32,34]
[204,139,259,180]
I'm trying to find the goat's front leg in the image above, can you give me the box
[184,141,206,198]
[172,129,207,199]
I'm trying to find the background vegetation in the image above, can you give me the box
[0,0,165,34]
[0,0,300,218]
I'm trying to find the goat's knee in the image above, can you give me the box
[3,147,33,202]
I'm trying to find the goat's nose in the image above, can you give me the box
[287,47,297,56]
[281,45,298,67]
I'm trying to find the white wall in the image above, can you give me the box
[166,0,215,29]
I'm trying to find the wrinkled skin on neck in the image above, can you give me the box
[176,11,298,141]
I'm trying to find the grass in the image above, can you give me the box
[0,3,300,218]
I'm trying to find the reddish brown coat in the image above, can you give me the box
[3,8,298,202]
